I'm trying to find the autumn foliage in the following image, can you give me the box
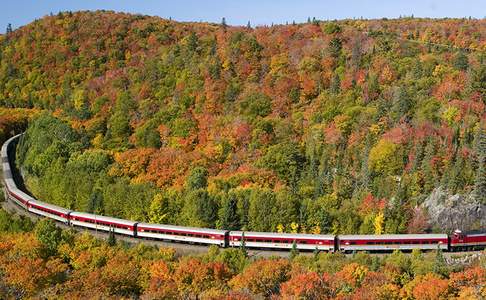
[0,208,485,299]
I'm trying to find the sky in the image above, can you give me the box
[1,0,486,33]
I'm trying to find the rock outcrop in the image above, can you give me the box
[422,187,486,232]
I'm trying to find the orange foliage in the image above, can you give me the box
[229,259,291,297]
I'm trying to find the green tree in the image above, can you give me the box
[453,51,469,70]
[218,192,240,230]
[107,91,134,145]
[248,188,276,231]
[258,142,305,187]
[6,23,12,35]
[148,193,170,224]
[35,218,62,257]
[289,240,299,260]
[182,189,217,227]
[240,92,272,119]
[107,228,117,246]
[433,248,448,277]
[186,166,209,190]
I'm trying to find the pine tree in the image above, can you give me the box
[453,51,469,71]
[330,72,341,94]
[221,17,227,28]
[247,21,251,29]
[290,240,299,259]
[240,232,248,258]
[433,247,447,276]
[6,23,12,35]
[107,228,116,246]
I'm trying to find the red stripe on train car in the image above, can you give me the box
[29,202,66,217]
[8,189,28,205]
[70,215,134,231]
[137,225,225,240]
[339,238,447,245]
[232,235,334,245]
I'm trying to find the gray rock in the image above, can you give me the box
[421,187,486,232]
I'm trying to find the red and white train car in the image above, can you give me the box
[3,179,30,209]
[450,230,486,250]
[27,199,71,223]
[137,223,228,247]
[70,211,136,236]
[229,231,335,251]
[338,234,449,252]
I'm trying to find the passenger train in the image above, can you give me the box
[2,134,486,252]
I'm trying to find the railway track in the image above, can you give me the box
[2,133,486,259]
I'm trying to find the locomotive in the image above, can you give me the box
[3,134,486,252]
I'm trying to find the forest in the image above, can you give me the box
[0,204,485,299]
[0,11,485,234]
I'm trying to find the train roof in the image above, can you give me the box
[70,211,137,226]
[7,184,36,201]
[229,231,335,239]
[1,134,22,158]
[4,178,17,190]
[28,198,72,214]
[137,222,228,235]
[339,234,448,240]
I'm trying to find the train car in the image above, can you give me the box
[69,211,136,236]
[338,234,449,252]
[27,199,71,223]
[137,223,228,247]
[229,231,336,251]
[4,183,30,208]
[450,230,486,251]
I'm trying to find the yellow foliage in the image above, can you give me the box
[311,224,321,234]
[368,139,403,175]
[441,106,460,126]
[374,212,384,235]
[276,224,285,233]
[290,222,299,233]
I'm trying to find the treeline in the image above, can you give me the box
[2,11,486,233]
[0,207,485,299]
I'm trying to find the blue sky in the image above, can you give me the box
[2,0,485,33]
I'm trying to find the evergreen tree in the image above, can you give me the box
[6,23,12,35]
[247,21,251,29]
[453,51,469,71]
[330,72,341,94]
[186,32,198,52]
[433,247,448,276]
[240,232,248,258]
[221,17,227,28]
[290,240,299,259]
[107,228,116,246]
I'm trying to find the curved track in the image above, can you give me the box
[2,133,486,258]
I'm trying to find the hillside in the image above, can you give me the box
[1,11,485,234]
